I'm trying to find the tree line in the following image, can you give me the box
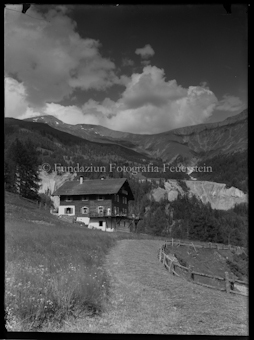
[135,194,248,247]
[194,151,248,193]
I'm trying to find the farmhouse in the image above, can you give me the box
[52,176,135,232]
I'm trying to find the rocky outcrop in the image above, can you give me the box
[39,171,77,208]
[151,179,247,210]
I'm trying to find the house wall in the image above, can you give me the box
[88,217,115,232]
[76,217,90,224]
[60,194,112,217]
[58,205,75,216]
[59,192,130,217]
[58,179,133,219]
[112,190,129,216]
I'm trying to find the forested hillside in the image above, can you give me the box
[4,118,153,169]
[194,151,248,193]
[135,195,248,247]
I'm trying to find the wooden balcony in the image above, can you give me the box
[87,211,137,219]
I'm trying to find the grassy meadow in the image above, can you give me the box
[5,192,165,331]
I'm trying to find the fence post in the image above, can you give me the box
[225,271,230,294]
[188,265,194,282]
[163,252,166,266]
[169,259,173,274]
[191,242,197,253]
[231,275,235,291]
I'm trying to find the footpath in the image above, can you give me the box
[59,239,248,335]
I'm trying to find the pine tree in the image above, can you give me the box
[4,158,15,192]
[5,138,41,200]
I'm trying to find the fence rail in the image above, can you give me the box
[165,238,247,255]
[158,245,248,297]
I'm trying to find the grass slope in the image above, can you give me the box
[53,239,248,335]
[4,192,163,331]
[5,192,248,334]
[165,244,248,291]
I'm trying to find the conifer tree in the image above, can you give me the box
[5,138,41,200]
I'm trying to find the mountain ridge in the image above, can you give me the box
[23,109,248,163]
[25,109,247,136]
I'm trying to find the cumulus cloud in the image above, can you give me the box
[5,6,240,136]
[4,4,119,107]
[216,95,243,112]
[4,77,40,119]
[135,44,155,59]
[4,66,220,134]
[119,66,188,109]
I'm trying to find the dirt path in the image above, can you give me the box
[60,239,248,335]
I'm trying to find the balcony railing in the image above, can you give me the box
[89,211,129,218]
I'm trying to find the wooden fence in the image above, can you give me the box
[158,246,248,296]
[165,238,247,256]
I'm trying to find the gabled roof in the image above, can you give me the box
[52,178,134,199]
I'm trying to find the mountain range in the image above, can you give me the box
[5,109,248,192]
[24,109,247,163]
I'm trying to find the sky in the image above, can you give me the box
[4,4,248,134]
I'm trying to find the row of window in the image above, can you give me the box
[65,195,128,203]
[63,206,128,215]
[80,206,105,214]
[114,195,127,203]
[80,206,127,215]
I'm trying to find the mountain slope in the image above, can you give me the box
[25,109,248,162]
[151,179,247,210]
[4,118,154,166]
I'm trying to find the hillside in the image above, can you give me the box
[5,110,248,194]
[5,191,157,331]
[25,109,248,162]
[4,192,248,334]
[48,239,248,335]
[164,242,248,285]
[151,179,248,210]
[4,118,153,167]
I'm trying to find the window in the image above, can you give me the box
[107,208,111,216]
[65,207,73,214]
[82,196,88,201]
[123,197,127,204]
[98,196,104,201]
[116,207,119,215]
[116,195,119,202]
[65,196,72,202]
[99,221,103,227]
[98,206,104,214]
[114,206,117,215]
[81,206,89,214]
